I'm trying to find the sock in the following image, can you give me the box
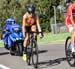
[71,44,75,52]
[24,47,27,54]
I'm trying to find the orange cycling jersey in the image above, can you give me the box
[23,12,37,26]
[65,3,75,26]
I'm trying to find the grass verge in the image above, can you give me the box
[0,32,70,47]
[37,32,70,43]
[0,40,4,47]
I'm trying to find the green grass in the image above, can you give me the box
[0,40,4,47]
[0,32,70,47]
[37,32,70,43]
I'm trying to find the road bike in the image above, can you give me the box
[65,36,75,67]
[26,32,43,68]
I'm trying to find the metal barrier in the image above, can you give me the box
[51,23,68,34]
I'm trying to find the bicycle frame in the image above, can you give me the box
[26,32,38,68]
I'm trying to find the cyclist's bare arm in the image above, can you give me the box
[36,16,42,32]
[36,16,44,38]
[22,15,26,37]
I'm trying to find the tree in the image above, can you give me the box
[0,0,64,33]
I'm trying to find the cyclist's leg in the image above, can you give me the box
[23,26,31,53]
[31,25,37,39]
[23,33,28,53]
[65,16,75,53]
[68,24,75,53]
[23,26,30,61]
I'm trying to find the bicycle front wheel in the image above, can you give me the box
[31,40,38,68]
[65,36,75,67]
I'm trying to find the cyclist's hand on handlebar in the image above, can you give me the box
[38,32,44,38]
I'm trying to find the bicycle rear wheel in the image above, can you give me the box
[32,40,38,68]
[26,52,31,65]
[26,45,31,65]
[65,36,75,67]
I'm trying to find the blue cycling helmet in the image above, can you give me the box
[5,18,15,24]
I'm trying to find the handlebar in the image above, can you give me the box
[28,31,44,38]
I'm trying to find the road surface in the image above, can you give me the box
[0,42,75,69]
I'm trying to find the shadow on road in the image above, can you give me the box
[0,52,9,55]
[38,57,67,69]
[0,49,48,56]
[38,50,48,54]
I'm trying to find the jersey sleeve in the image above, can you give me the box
[66,4,72,16]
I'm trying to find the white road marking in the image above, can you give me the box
[0,64,11,69]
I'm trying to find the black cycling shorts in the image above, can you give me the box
[25,23,36,33]
[25,26,31,33]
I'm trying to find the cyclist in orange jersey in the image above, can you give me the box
[22,5,43,61]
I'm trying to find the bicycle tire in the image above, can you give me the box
[15,42,23,56]
[26,42,32,65]
[17,43,23,56]
[9,46,15,55]
[31,40,38,68]
[26,52,31,65]
[65,36,75,67]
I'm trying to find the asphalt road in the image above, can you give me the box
[0,42,75,69]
